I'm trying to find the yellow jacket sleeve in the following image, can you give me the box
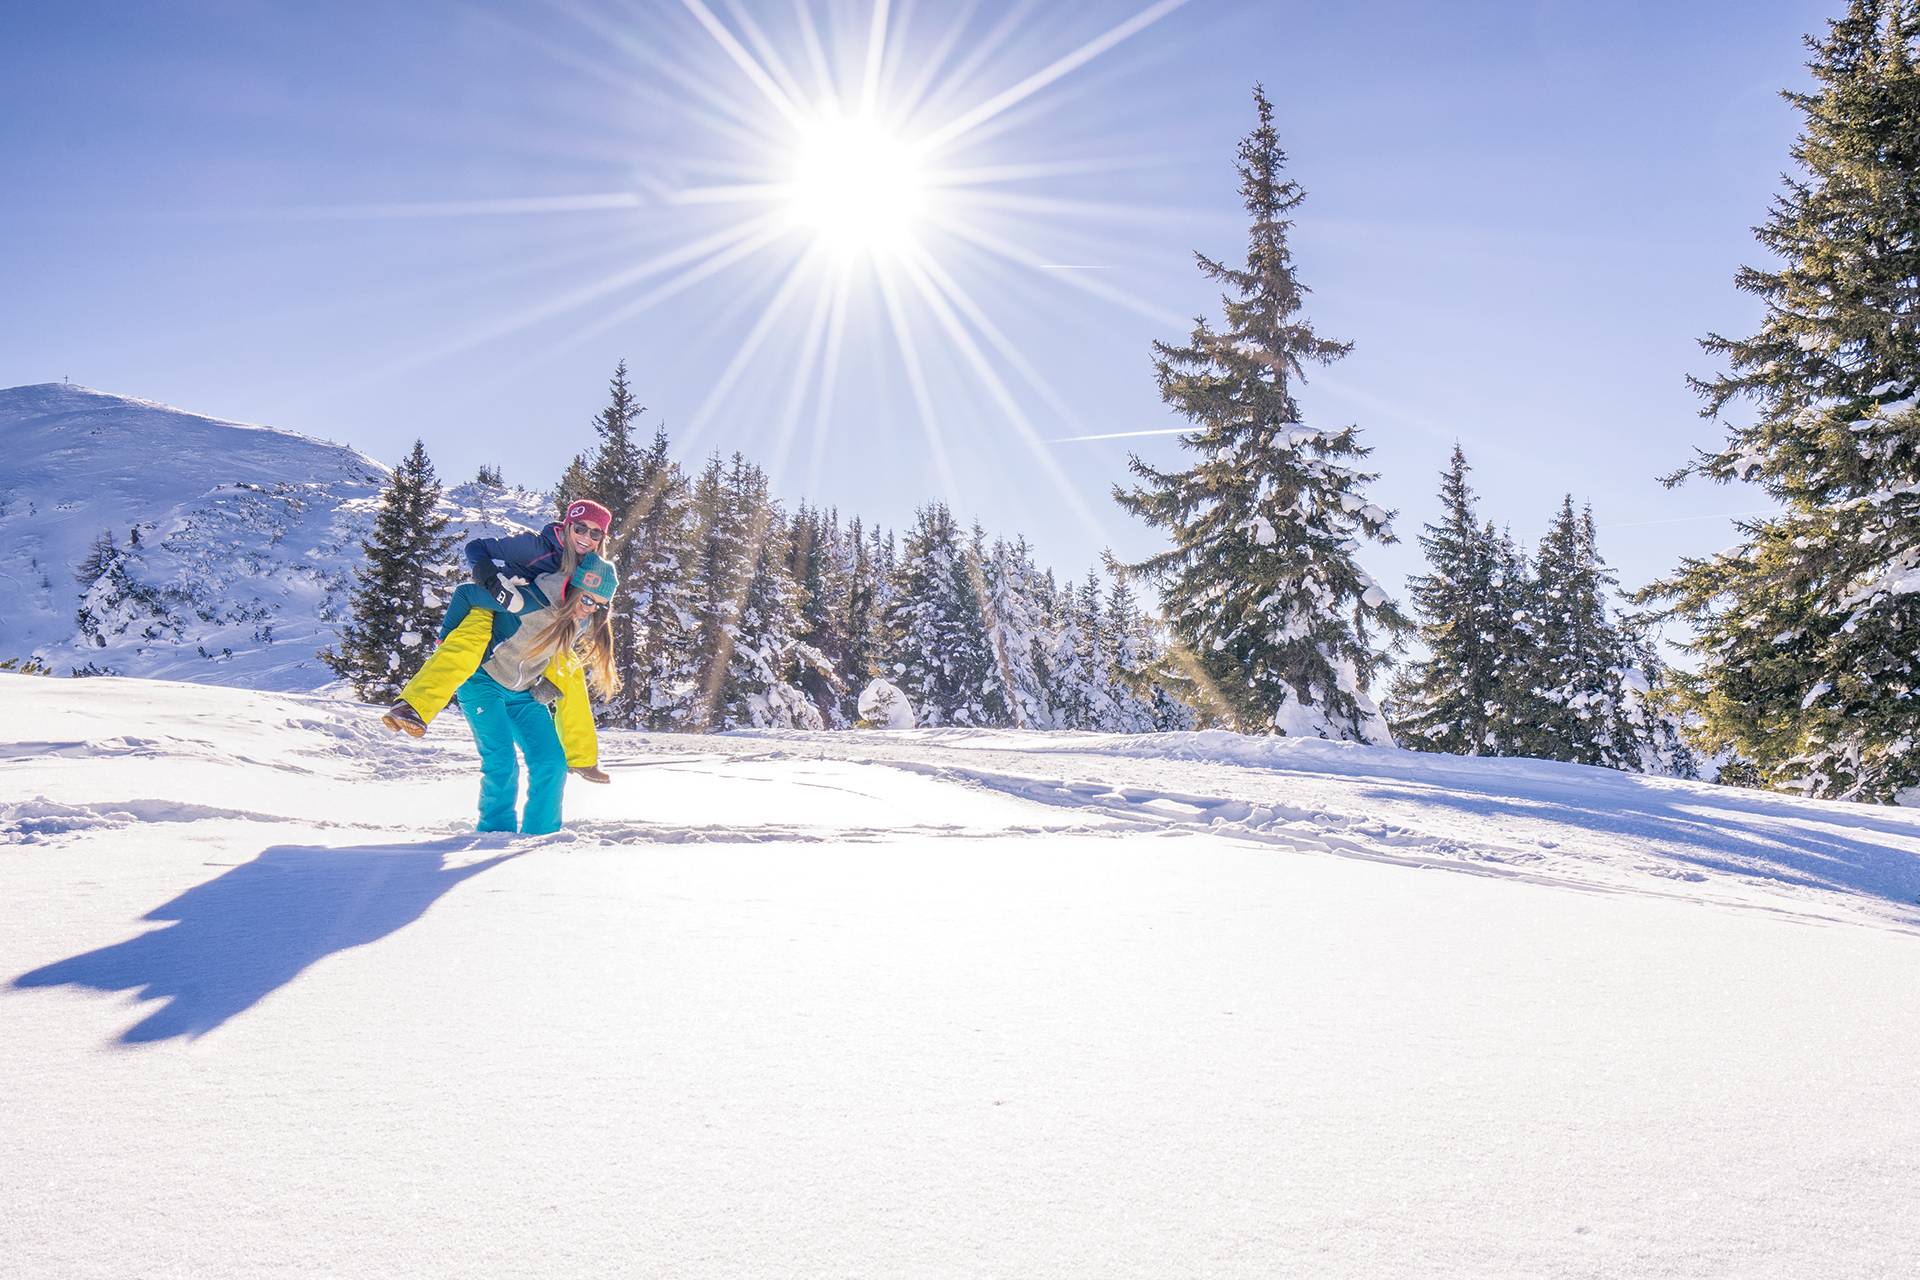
[398,608,492,725]
[546,650,599,769]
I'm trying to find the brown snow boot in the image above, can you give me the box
[382,700,427,737]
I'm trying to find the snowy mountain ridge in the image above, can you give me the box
[0,382,551,688]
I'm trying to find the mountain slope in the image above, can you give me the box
[0,382,549,688]
[4,675,1919,1278]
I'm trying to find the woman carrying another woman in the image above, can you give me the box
[385,500,621,836]
[383,497,614,738]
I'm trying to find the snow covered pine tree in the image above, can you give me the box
[1646,0,1920,801]
[1115,85,1404,740]
[1391,445,1508,756]
[320,440,460,701]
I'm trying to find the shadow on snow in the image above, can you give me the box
[1354,776,1920,914]
[11,837,520,1045]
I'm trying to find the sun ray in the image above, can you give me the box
[679,0,806,128]
[897,249,1111,544]
[719,0,813,113]
[887,0,985,123]
[695,267,846,727]
[359,213,786,387]
[296,222,659,345]
[528,217,797,369]
[942,188,1205,227]
[860,0,892,113]
[900,0,1040,137]
[760,262,841,490]
[802,258,856,498]
[676,246,827,454]
[465,1,660,99]
[927,210,1188,327]
[791,0,837,103]
[479,0,799,167]
[924,154,1176,188]
[917,0,1192,154]
[271,192,646,221]
[875,267,962,508]
[658,182,798,207]
[905,243,1097,440]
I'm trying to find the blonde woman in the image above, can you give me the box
[384,498,612,736]
[434,552,621,835]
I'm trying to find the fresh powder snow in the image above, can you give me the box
[4,673,1919,1277]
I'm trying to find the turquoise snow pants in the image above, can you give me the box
[457,670,567,835]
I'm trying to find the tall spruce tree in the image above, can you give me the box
[580,362,649,723]
[1393,446,1504,755]
[321,440,460,700]
[1115,85,1403,741]
[1646,0,1920,800]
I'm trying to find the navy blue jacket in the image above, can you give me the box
[465,522,567,583]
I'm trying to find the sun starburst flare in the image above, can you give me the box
[336,0,1206,545]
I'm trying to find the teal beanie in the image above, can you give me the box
[570,552,617,603]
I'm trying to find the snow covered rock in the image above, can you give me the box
[857,678,916,729]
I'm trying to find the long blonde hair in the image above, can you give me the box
[519,591,622,698]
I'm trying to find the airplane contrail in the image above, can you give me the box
[1051,426,1194,443]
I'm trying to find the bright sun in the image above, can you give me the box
[786,111,927,259]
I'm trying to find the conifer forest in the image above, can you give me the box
[328,0,1920,805]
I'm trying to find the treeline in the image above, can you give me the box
[547,363,1196,733]
[1389,447,1693,776]
[328,0,1919,804]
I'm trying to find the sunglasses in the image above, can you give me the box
[570,521,606,543]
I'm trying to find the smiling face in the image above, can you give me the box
[564,520,604,556]
[568,589,605,622]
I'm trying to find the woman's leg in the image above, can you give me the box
[457,675,522,833]
[398,585,500,726]
[503,692,569,835]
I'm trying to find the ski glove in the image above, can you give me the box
[570,766,610,784]
[471,561,521,610]
[530,676,561,707]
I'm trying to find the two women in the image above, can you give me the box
[385,499,621,836]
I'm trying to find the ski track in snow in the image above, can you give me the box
[718,730,1920,933]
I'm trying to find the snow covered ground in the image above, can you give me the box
[5,673,1919,1278]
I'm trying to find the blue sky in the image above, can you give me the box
[0,0,1829,609]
